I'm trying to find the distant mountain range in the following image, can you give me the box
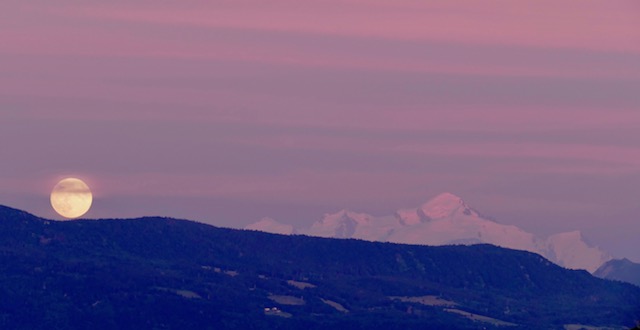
[247,193,612,273]
[0,204,638,329]
[595,258,640,287]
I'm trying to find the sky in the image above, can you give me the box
[1,1,639,261]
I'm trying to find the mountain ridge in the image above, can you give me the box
[0,203,638,328]
[595,258,640,287]
[247,193,612,272]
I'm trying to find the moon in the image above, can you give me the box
[50,178,93,219]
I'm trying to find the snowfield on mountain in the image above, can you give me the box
[246,193,611,272]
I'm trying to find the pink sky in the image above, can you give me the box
[1,1,639,261]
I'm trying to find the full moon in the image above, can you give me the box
[50,178,93,219]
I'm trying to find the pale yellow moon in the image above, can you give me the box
[50,178,93,219]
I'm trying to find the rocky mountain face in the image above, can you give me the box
[246,193,611,272]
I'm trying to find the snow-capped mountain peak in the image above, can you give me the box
[545,230,611,272]
[395,192,479,225]
[420,192,477,219]
[319,209,371,225]
[248,192,613,273]
[310,210,372,238]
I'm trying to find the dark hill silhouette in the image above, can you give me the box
[0,204,638,329]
